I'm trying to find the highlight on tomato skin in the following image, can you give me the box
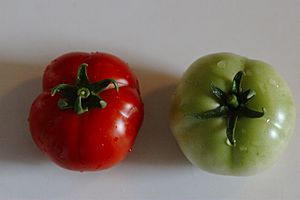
[169,52,296,176]
[28,52,144,171]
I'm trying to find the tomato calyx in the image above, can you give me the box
[51,63,119,115]
[190,71,265,146]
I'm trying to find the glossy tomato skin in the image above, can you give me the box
[170,53,295,176]
[29,52,143,171]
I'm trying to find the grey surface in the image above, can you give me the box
[0,0,299,199]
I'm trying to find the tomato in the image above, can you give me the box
[29,52,144,171]
[169,53,295,176]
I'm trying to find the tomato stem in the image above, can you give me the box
[77,87,90,98]
[226,94,239,108]
[188,71,265,146]
[51,63,119,115]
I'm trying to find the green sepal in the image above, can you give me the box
[91,79,119,94]
[86,94,107,109]
[51,84,77,100]
[240,107,265,118]
[74,96,88,115]
[232,71,243,94]
[226,113,238,146]
[211,84,226,102]
[51,63,119,115]
[189,106,229,120]
[191,71,265,146]
[76,63,89,86]
[57,98,72,109]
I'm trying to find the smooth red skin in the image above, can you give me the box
[29,52,144,171]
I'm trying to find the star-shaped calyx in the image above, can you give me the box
[51,63,119,115]
[191,71,264,146]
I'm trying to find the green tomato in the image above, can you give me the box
[169,53,295,176]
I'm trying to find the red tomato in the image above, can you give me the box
[29,52,144,171]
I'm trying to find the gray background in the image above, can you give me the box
[0,0,299,199]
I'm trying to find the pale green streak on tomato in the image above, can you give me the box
[170,53,296,176]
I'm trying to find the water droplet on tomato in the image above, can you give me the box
[128,148,132,152]
[100,143,105,147]
[217,60,226,69]
[269,79,279,88]
[239,146,248,152]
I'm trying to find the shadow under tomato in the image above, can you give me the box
[124,67,189,167]
[0,62,46,164]
[0,62,188,167]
